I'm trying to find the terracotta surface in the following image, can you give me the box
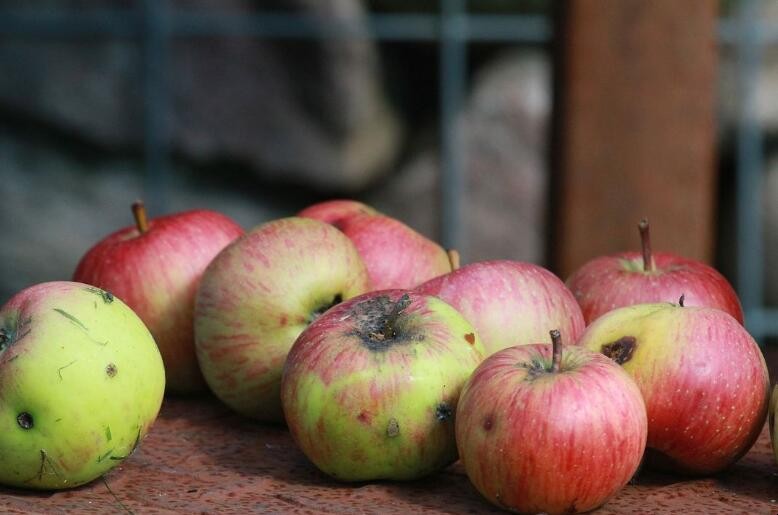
[1,394,776,514]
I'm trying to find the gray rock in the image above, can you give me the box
[368,51,550,266]
[0,0,401,191]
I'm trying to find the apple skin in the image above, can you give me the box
[456,343,646,514]
[281,290,485,481]
[578,303,769,474]
[0,281,165,489]
[297,199,377,226]
[415,260,586,356]
[566,251,744,325]
[73,208,243,394]
[194,217,371,422]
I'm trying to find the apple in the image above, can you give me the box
[0,281,165,489]
[297,199,377,226]
[578,301,769,474]
[455,330,647,514]
[73,201,243,394]
[566,218,743,325]
[281,290,485,481]
[299,200,453,290]
[194,217,371,422]
[769,384,778,467]
[415,260,586,356]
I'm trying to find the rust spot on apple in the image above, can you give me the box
[601,336,638,365]
[17,412,33,430]
[279,314,288,327]
[351,294,422,351]
[435,402,453,422]
[464,333,475,345]
[357,411,372,425]
[483,414,494,431]
[106,363,117,377]
[386,417,400,438]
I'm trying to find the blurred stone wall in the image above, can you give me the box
[0,0,549,302]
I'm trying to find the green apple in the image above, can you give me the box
[0,281,165,489]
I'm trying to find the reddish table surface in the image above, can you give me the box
[1,394,777,514]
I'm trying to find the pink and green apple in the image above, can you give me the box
[415,260,586,356]
[578,301,768,474]
[297,199,377,226]
[566,219,743,325]
[281,290,485,481]
[194,217,371,422]
[0,281,165,489]
[456,330,647,514]
[73,201,243,394]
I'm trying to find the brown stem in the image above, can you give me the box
[132,200,149,234]
[638,218,654,272]
[678,294,685,307]
[549,329,562,373]
[447,249,461,271]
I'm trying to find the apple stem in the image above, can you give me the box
[447,249,461,271]
[638,218,654,272]
[132,200,149,234]
[549,329,562,373]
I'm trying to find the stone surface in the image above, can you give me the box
[368,51,549,266]
[0,0,401,191]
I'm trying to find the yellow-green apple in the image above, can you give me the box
[0,281,165,489]
[297,199,377,226]
[299,200,452,290]
[578,301,769,474]
[455,330,647,514]
[281,290,485,481]
[566,219,743,325]
[415,260,585,356]
[194,217,371,422]
[73,201,243,394]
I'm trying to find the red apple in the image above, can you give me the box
[415,260,585,356]
[578,301,769,474]
[456,330,647,514]
[299,200,453,290]
[566,219,743,325]
[297,199,377,226]
[194,217,371,422]
[73,201,243,394]
[281,290,485,481]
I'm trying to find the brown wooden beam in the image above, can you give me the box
[551,0,719,279]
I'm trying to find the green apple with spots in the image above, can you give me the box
[577,300,769,474]
[281,290,485,481]
[0,281,165,489]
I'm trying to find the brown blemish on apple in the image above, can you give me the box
[386,417,400,437]
[17,412,33,429]
[279,314,288,327]
[464,333,475,345]
[435,402,453,422]
[483,414,494,431]
[357,411,372,425]
[106,363,117,377]
[601,336,638,365]
[352,294,422,351]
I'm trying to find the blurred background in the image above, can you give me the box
[1,0,777,345]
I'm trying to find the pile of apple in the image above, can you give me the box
[0,199,774,515]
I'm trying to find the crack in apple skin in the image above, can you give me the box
[601,336,638,365]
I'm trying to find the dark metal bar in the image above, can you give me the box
[734,0,766,341]
[439,0,467,253]
[142,0,169,215]
[0,10,551,43]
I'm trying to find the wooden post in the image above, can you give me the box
[551,0,719,279]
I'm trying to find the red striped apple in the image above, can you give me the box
[0,281,165,489]
[73,201,243,394]
[578,301,769,474]
[281,290,485,481]
[415,260,585,356]
[456,331,646,514]
[299,200,453,290]
[194,217,371,422]
[566,219,743,325]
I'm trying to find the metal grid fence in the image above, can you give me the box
[0,1,774,341]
